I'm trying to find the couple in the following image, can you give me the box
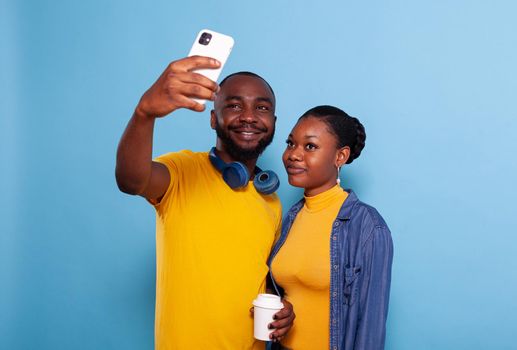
[116,55,393,350]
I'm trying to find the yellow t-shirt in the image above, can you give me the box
[152,150,282,350]
[271,185,347,350]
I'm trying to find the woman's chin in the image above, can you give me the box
[287,177,306,189]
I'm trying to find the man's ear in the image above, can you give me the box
[336,146,350,167]
[210,110,216,130]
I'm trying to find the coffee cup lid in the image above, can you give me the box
[252,293,283,309]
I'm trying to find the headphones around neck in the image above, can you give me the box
[208,147,279,195]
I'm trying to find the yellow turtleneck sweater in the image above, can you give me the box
[271,185,348,350]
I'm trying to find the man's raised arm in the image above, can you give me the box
[115,56,220,201]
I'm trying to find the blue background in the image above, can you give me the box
[2,0,517,349]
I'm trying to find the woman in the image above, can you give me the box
[268,105,393,350]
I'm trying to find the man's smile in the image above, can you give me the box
[230,126,266,141]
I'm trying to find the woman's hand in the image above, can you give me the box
[269,299,295,343]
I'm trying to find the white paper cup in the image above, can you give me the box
[252,293,284,341]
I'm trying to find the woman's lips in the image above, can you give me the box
[285,165,306,175]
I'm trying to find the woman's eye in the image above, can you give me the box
[285,140,294,148]
[305,143,317,151]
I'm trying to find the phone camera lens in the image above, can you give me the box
[199,32,212,46]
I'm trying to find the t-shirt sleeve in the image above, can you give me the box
[149,150,196,211]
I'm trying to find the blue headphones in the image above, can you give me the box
[208,147,279,195]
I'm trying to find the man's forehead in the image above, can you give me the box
[219,75,274,98]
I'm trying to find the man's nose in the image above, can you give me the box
[239,107,257,123]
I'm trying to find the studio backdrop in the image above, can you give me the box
[2,0,517,349]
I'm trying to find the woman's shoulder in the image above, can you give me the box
[344,191,391,245]
[351,199,388,229]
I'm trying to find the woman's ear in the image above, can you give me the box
[336,146,350,167]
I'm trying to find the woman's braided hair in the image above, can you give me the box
[298,105,366,164]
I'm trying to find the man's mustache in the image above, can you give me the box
[229,123,268,133]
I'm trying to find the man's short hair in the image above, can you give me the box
[219,71,275,98]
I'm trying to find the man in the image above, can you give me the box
[116,55,294,349]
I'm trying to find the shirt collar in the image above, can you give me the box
[287,188,359,221]
[335,189,359,221]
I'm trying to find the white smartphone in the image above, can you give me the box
[188,29,234,104]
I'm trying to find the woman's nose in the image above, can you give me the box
[288,147,303,161]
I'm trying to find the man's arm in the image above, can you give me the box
[115,111,169,200]
[115,56,220,201]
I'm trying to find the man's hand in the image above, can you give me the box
[269,299,295,343]
[135,56,220,119]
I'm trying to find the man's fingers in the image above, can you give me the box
[168,81,216,102]
[186,55,221,71]
[173,72,219,93]
[168,55,220,73]
[136,56,218,118]
[171,95,206,112]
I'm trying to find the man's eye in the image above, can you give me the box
[226,104,241,110]
[257,105,270,111]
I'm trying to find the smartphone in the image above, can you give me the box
[188,29,234,104]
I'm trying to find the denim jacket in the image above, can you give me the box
[267,190,393,350]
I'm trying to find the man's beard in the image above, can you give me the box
[215,120,275,162]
